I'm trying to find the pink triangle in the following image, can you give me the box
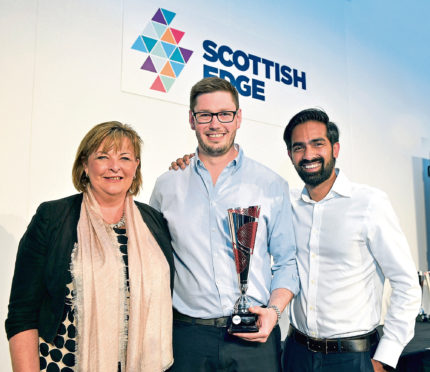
[141,56,156,72]
[170,28,185,44]
[150,76,166,92]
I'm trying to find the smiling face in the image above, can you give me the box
[289,120,339,187]
[190,90,241,158]
[84,137,139,203]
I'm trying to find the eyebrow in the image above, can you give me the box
[94,151,132,155]
[292,137,327,147]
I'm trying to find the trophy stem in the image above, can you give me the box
[234,283,252,314]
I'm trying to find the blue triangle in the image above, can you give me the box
[142,36,157,52]
[170,61,185,77]
[161,9,176,25]
[170,47,185,63]
[161,41,176,58]
[131,36,148,53]
[152,21,167,38]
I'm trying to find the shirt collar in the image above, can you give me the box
[300,168,352,203]
[194,144,242,172]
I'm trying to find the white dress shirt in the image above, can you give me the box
[289,169,421,367]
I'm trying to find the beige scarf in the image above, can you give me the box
[73,189,173,372]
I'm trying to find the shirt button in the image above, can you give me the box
[309,306,314,311]
[211,228,216,232]
[311,254,316,259]
[311,280,315,285]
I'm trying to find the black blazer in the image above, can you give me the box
[5,193,174,342]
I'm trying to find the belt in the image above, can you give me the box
[173,309,230,328]
[288,326,379,354]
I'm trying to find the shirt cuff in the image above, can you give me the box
[271,272,300,296]
[373,336,404,368]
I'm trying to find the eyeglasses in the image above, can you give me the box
[192,110,238,124]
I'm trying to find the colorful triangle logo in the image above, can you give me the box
[132,8,193,94]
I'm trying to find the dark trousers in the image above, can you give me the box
[169,319,282,372]
[282,333,379,372]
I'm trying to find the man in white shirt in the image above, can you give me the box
[282,108,421,372]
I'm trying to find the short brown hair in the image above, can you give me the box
[72,121,143,195]
[190,77,239,111]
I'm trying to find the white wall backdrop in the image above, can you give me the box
[1,0,429,369]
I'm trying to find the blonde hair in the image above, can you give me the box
[72,121,143,195]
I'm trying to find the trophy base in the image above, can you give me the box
[228,312,259,333]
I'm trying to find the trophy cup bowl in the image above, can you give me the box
[227,205,261,333]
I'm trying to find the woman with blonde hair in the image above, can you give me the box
[6,121,174,372]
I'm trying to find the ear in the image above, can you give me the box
[189,110,196,130]
[83,162,88,176]
[287,149,293,161]
[333,142,340,159]
[235,108,242,129]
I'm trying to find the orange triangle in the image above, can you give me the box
[160,61,176,77]
[150,76,166,92]
[161,28,176,44]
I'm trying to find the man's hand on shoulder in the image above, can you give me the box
[231,306,278,343]
[169,153,195,170]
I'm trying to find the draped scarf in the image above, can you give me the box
[72,189,173,371]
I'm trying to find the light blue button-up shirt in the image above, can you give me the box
[150,146,299,318]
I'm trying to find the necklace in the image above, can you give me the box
[108,215,126,229]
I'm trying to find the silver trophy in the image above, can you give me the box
[227,205,261,333]
[417,271,430,322]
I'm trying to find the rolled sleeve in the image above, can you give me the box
[269,181,299,295]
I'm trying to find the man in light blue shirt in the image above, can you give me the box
[150,77,299,372]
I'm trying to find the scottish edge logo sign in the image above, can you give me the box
[122,0,310,126]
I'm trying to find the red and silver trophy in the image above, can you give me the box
[227,205,261,333]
